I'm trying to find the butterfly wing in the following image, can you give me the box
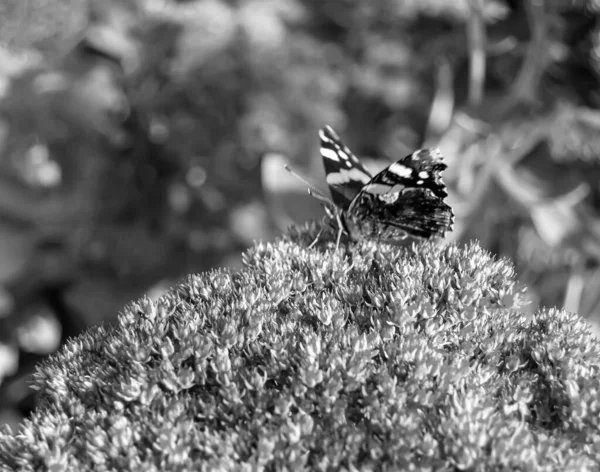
[348,148,454,239]
[319,126,372,210]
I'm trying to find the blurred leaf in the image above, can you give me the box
[0,342,18,384]
[527,186,588,248]
[16,309,62,355]
[548,103,600,162]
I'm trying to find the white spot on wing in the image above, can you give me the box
[418,171,429,179]
[319,129,331,142]
[378,193,399,203]
[321,147,339,161]
[338,150,349,160]
[388,163,413,178]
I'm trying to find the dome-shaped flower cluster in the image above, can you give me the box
[1,223,599,470]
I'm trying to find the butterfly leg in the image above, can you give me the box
[309,226,325,248]
[335,213,345,250]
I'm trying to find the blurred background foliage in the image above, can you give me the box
[1,0,600,427]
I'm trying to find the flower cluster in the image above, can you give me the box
[1,224,599,469]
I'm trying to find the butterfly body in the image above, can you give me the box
[318,126,453,244]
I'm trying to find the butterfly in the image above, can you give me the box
[310,125,453,247]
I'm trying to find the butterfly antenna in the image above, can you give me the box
[283,164,335,206]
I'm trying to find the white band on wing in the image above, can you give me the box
[388,162,413,178]
[326,168,371,185]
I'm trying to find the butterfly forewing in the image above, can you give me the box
[319,125,372,210]
[360,149,448,199]
[347,148,453,239]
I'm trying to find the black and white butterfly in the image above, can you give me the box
[309,125,453,247]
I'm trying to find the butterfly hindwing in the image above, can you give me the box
[319,125,372,210]
[348,187,454,239]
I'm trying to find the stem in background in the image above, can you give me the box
[564,264,585,314]
[467,0,486,106]
[2,0,28,49]
[511,0,548,103]
[424,60,454,146]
